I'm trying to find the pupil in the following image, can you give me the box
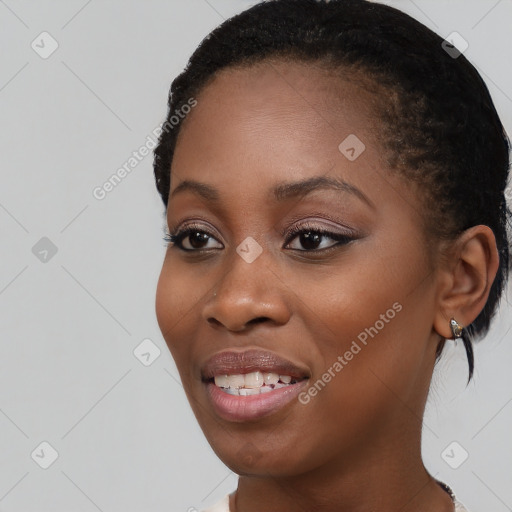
[301,231,320,250]
[190,231,209,248]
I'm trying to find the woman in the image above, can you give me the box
[153,0,511,510]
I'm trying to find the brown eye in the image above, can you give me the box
[166,227,223,251]
[285,226,353,252]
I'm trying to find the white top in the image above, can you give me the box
[455,501,470,512]
[201,493,471,512]
[201,493,229,512]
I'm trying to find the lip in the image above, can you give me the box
[201,348,311,422]
[206,379,309,422]
[201,348,311,380]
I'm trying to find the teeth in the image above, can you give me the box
[224,386,274,396]
[263,372,279,385]
[222,387,239,396]
[244,371,263,388]
[227,374,245,389]
[213,372,297,394]
[214,375,229,388]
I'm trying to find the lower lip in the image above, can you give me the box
[205,380,309,422]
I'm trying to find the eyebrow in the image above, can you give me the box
[169,175,374,208]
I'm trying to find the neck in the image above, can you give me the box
[231,418,454,512]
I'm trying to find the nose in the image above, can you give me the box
[201,250,291,332]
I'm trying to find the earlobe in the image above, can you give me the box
[449,318,464,338]
[433,225,499,339]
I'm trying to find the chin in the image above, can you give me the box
[204,428,317,478]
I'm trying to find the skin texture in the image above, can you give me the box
[155,60,499,512]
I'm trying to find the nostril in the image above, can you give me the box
[207,316,268,330]
[248,317,268,325]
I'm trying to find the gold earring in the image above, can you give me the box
[450,318,463,338]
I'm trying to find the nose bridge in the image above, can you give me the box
[224,238,269,293]
[219,222,272,288]
[202,238,290,331]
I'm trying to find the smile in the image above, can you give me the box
[201,349,311,421]
[213,371,300,396]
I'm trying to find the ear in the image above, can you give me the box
[433,225,500,339]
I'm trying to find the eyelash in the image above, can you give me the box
[163,222,355,254]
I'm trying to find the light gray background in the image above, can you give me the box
[0,1,511,511]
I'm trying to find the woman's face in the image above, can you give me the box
[155,60,442,476]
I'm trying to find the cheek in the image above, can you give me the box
[292,249,407,344]
[295,239,432,393]
[155,262,178,344]
[155,261,197,363]
[155,257,222,387]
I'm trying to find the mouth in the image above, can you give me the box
[200,349,310,422]
[209,371,305,396]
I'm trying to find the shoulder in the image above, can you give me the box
[200,493,230,512]
[198,493,472,512]
[454,499,471,512]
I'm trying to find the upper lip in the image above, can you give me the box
[201,349,311,381]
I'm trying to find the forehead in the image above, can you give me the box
[169,60,386,209]
[179,59,378,140]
